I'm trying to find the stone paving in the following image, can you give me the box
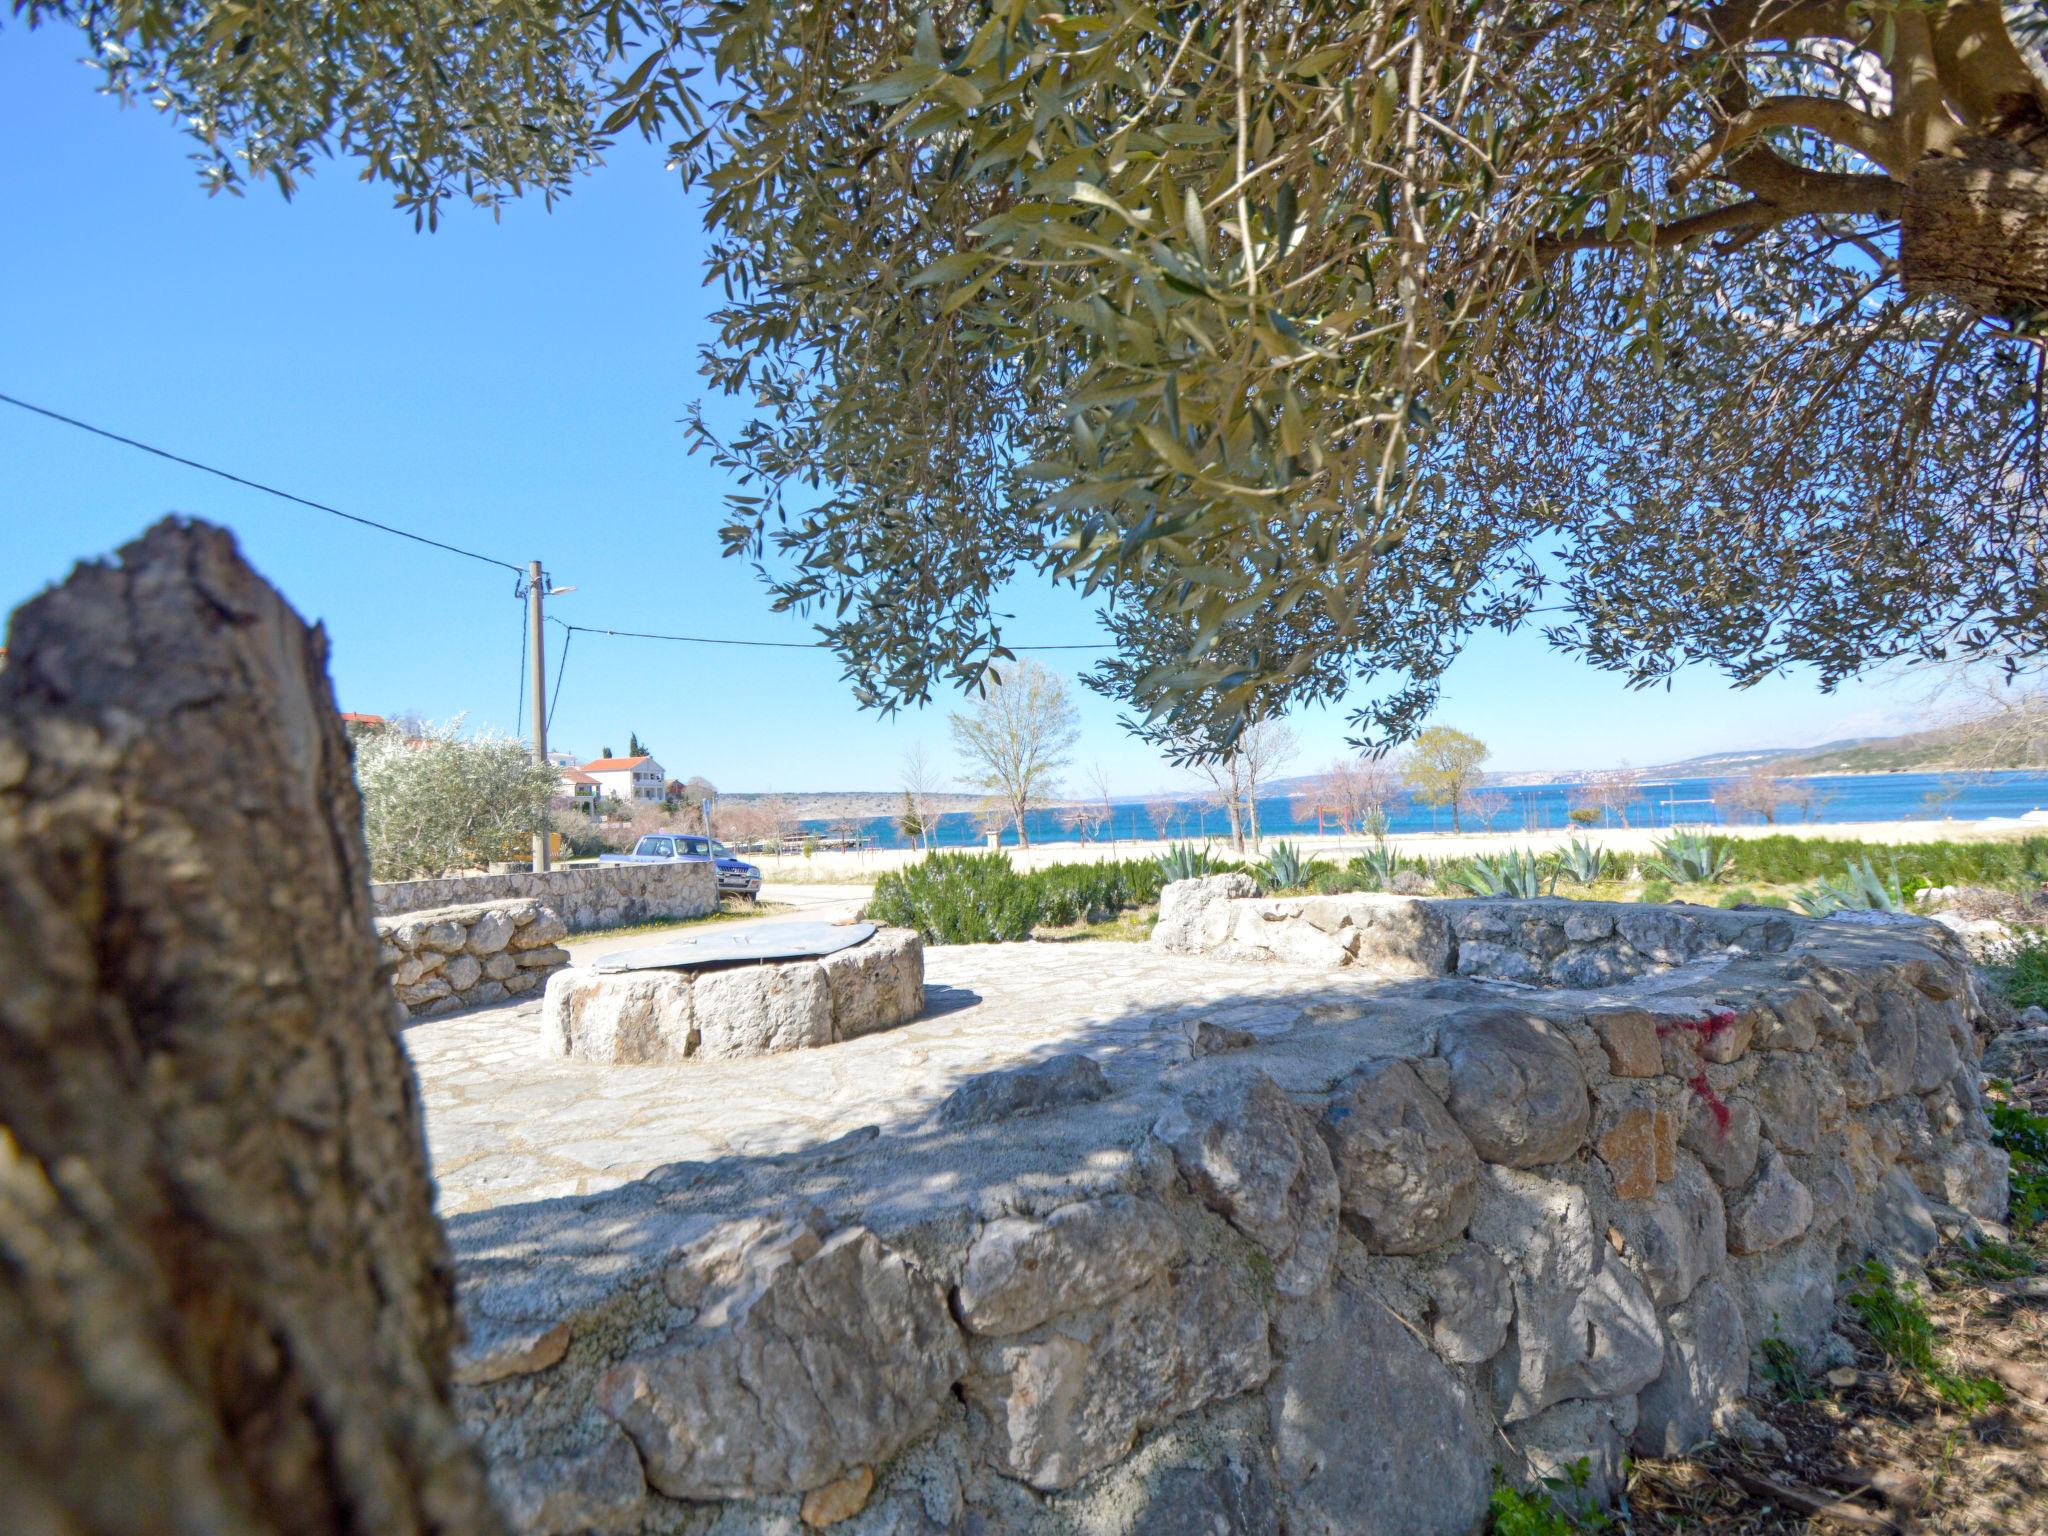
[403,939,1418,1216]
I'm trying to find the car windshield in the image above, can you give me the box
[712,842,732,858]
[678,837,711,856]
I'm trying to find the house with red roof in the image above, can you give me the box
[581,753,666,803]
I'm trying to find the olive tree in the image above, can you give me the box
[352,716,558,879]
[24,1,2048,748]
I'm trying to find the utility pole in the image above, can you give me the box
[528,559,551,874]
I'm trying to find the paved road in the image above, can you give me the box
[560,882,873,968]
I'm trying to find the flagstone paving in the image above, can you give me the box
[402,940,1430,1216]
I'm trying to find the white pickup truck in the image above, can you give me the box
[598,834,762,898]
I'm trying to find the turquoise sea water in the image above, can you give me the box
[800,770,2048,850]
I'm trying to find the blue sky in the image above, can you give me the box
[1,24,1932,796]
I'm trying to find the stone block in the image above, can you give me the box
[956,1195,1184,1336]
[540,969,694,1063]
[600,1225,966,1500]
[1726,1145,1814,1255]
[509,906,569,949]
[963,1260,1268,1491]
[1160,1073,1339,1298]
[1440,1009,1591,1168]
[1318,1059,1481,1254]
[938,1053,1112,1125]
[1632,1279,1749,1457]
[821,926,924,1041]
[693,961,832,1057]
[466,907,518,956]
[1269,1263,1495,1536]
[1586,1009,1663,1078]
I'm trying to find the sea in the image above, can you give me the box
[796,770,2048,851]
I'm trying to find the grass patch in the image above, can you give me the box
[1988,1080,2048,1230]
[562,897,792,944]
[1035,907,1158,943]
[1488,1460,1614,1534]
[1987,928,2048,1011]
[1937,1236,2042,1285]
[1845,1260,2005,1411]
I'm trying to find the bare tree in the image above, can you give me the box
[900,741,945,853]
[1464,789,1511,831]
[1188,751,1253,854]
[1572,764,1644,829]
[1085,763,1118,850]
[948,658,1081,849]
[1144,795,1179,844]
[1237,719,1298,849]
[1711,768,1810,825]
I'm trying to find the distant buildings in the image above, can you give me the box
[581,754,666,803]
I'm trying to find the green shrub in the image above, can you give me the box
[1720,834,2048,889]
[1638,878,1674,904]
[868,854,1165,944]
[1309,865,1369,894]
[1486,1460,1613,1535]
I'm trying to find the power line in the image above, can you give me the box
[556,621,1108,653]
[4,389,1112,651]
[0,390,525,575]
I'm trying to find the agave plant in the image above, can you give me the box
[1795,856,1905,918]
[1157,842,1215,882]
[1257,838,1327,893]
[1448,849,1556,899]
[1558,837,1607,886]
[1352,841,1400,891]
[1645,830,1734,885]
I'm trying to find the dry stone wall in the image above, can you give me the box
[379,898,571,1020]
[449,884,2010,1536]
[372,861,717,930]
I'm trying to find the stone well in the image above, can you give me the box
[539,924,925,1063]
[450,892,2008,1536]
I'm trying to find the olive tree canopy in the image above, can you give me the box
[22,0,2048,749]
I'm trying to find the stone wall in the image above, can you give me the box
[371,860,718,930]
[447,890,2010,1535]
[379,898,572,1020]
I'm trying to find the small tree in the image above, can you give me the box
[1464,789,1511,831]
[900,741,945,854]
[898,791,929,849]
[1571,764,1643,829]
[1712,767,1811,825]
[948,658,1081,849]
[1144,795,1179,843]
[1402,727,1491,835]
[353,716,559,880]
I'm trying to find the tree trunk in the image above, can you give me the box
[1012,796,1030,847]
[1901,133,2048,316]
[0,520,501,1536]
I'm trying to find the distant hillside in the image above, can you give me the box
[721,790,988,822]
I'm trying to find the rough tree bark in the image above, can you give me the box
[1901,132,2048,315]
[0,520,501,1535]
